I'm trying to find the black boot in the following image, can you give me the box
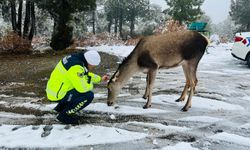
[57,112,79,125]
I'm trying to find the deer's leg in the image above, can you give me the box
[181,64,198,111]
[176,65,190,102]
[143,69,157,109]
[142,73,149,99]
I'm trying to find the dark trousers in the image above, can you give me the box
[54,89,94,124]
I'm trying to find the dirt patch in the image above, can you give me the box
[158,133,196,143]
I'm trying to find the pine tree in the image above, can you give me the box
[230,0,250,31]
[36,0,96,51]
[165,0,204,24]
[104,0,149,37]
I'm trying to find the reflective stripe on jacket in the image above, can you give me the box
[46,53,101,101]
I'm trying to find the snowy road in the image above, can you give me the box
[0,43,250,149]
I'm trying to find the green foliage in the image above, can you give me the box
[165,0,204,24]
[35,0,96,15]
[104,0,150,36]
[230,0,250,31]
[0,0,11,22]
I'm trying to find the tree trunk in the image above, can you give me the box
[119,8,123,38]
[17,0,23,36]
[10,1,17,32]
[92,10,95,34]
[50,13,74,51]
[114,17,118,34]
[23,0,31,39]
[28,1,35,41]
[130,18,135,37]
[108,20,112,33]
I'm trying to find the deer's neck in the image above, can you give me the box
[116,58,139,86]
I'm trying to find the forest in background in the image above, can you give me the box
[0,0,249,54]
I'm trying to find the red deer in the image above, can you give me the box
[107,30,208,111]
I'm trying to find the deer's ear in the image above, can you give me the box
[112,77,117,82]
[112,71,119,82]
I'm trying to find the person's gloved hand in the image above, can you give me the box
[102,75,109,82]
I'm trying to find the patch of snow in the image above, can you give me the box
[0,112,55,119]
[109,114,116,120]
[86,45,134,58]
[94,93,106,98]
[239,123,250,130]
[199,70,227,75]
[7,82,25,86]
[0,125,147,148]
[209,132,250,147]
[22,92,36,96]
[129,95,244,111]
[0,101,7,105]
[83,103,168,115]
[0,94,12,98]
[127,121,190,133]
[241,96,250,102]
[94,93,130,99]
[0,112,35,119]
[161,142,199,150]
[177,116,223,123]
[9,101,167,115]
[15,102,51,111]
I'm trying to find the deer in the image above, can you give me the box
[107,30,208,111]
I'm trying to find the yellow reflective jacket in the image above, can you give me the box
[46,53,101,101]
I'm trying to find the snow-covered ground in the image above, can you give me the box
[1,43,250,149]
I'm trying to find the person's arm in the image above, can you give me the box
[87,72,102,84]
[67,65,93,93]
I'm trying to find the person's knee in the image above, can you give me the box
[85,91,94,101]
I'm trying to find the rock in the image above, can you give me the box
[41,131,51,137]
[43,125,53,132]
[12,125,25,131]
[41,125,53,138]
[110,114,116,120]
[64,125,71,130]
[32,126,39,130]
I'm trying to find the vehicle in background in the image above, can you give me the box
[231,32,250,68]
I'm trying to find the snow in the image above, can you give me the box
[209,132,250,147]
[1,43,250,149]
[177,116,223,123]
[127,121,190,133]
[0,125,147,148]
[129,95,244,111]
[161,142,199,150]
[0,94,12,98]
[87,45,134,58]
[1,101,167,115]
[242,96,250,102]
[83,103,168,115]
[239,123,250,130]
[0,112,36,119]
[94,93,131,99]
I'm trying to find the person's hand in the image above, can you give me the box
[102,75,109,82]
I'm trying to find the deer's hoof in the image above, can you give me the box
[175,98,184,102]
[143,104,151,109]
[181,107,189,112]
[107,101,114,106]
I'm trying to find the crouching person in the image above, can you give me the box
[46,50,109,124]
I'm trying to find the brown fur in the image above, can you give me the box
[107,30,208,111]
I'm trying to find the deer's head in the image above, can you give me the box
[107,71,121,106]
